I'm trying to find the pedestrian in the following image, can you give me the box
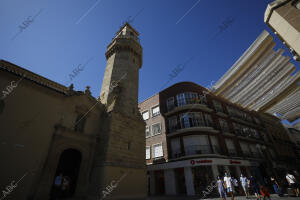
[286,172,300,197]
[240,174,250,198]
[52,173,63,200]
[224,172,234,200]
[260,185,271,200]
[270,176,283,197]
[249,175,261,200]
[61,176,71,198]
[232,177,239,195]
[217,176,227,200]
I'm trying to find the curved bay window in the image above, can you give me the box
[167,112,214,132]
[176,92,198,107]
[183,135,212,155]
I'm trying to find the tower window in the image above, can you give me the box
[130,32,134,36]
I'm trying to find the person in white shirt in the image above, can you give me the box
[286,172,299,197]
[224,172,234,200]
[240,174,249,198]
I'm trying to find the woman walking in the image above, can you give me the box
[217,176,227,200]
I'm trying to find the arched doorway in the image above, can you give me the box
[51,148,82,198]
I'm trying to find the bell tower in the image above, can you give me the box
[100,23,142,115]
[89,23,146,200]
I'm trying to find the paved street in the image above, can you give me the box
[147,194,300,200]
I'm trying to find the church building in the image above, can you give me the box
[0,23,146,200]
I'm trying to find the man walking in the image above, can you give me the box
[240,174,250,198]
[286,172,300,197]
[224,172,234,200]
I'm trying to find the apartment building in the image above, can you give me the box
[139,82,282,196]
[265,0,300,61]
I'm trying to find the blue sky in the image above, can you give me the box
[1,0,299,107]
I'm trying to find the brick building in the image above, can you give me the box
[139,81,298,196]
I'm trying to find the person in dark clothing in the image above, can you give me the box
[270,176,283,197]
[260,185,271,200]
[249,175,261,200]
[52,173,63,200]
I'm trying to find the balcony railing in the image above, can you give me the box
[167,99,208,112]
[168,120,216,133]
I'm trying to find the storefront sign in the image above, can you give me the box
[229,160,241,164]
[190,159,212,165]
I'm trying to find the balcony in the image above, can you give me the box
[166,103,213,116]
[168,121,219,136]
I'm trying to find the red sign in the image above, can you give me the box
[230,160,241,164]
[190,159,212,165]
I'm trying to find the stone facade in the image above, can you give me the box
[0,23,146,200]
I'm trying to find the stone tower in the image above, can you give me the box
[88,23,146,200]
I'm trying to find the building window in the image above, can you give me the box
[152,105,160,117]
[168,116,178,132]
[152,143,163,158]
[183,135,211,155]
[219,119,229,132]
[190,113,204,127]
[176,92,198,107]
[240,142,251,157]
[225,139,237,156]
[74,114,86,132]
[152,123,161,136]
[166,97,175,111]
[176,93,186,106]
[254,117,261,125]
[142,110,149,120]
[145,126,150,138]
[210,136,220,154]
[185,92,198,104]
[170,138,181,158]
[204,113,213,127]
[146,146,151,159]
[233,123,242,136]
[179,113,190,128]
[213,100,223,113]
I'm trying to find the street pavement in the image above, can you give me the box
[146,194,300,200]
